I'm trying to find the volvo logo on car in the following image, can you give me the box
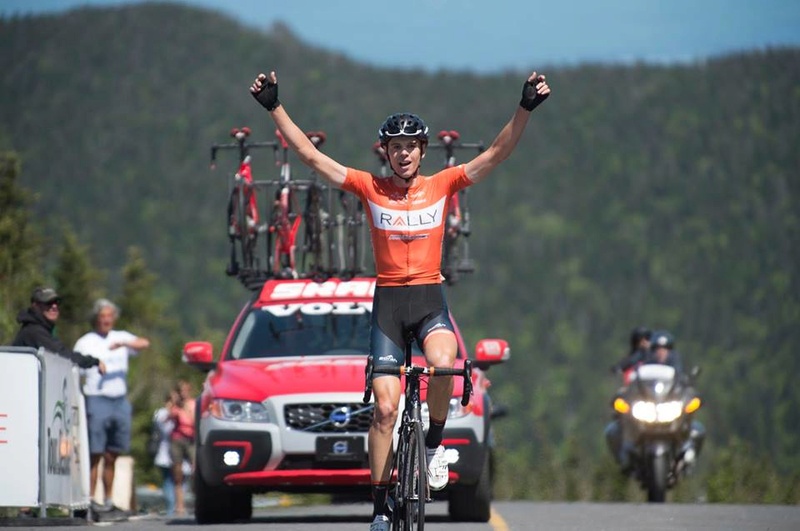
[329,406,352,428]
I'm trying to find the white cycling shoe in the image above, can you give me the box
[426,445,449,491]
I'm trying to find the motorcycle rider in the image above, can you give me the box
[605,329,705,472]
[644,331,704,468]
[643,330,684,375]
[611,326,652,384]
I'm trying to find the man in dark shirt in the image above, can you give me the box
[13,286,106,372]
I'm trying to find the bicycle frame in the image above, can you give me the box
[363,337,473,530]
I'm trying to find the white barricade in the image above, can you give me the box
[0,347,91,516]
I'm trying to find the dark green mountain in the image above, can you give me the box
[2,3,798,496]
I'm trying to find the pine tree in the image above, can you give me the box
[53,227,106,347]
[0,152,44,342]
[117,246,188,484]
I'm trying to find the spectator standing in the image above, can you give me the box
[170,380,196,517]
[11,287,105,518]
[74,298,150,518]
[153,389,178,516]
[13,287,106,372]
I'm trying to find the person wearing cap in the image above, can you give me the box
[74,298,150,518]
[12,287,107,372]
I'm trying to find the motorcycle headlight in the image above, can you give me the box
[210,399,271,422]
[631,400,683,423]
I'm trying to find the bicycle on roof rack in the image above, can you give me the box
[211,126,278,279]
[363,332,473,531]
[431,130,484,285]
[211,127,371,289]
[336,186,368,280]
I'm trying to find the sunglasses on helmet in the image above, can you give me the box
[384,126,426,138]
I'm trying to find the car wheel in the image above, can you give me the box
[193,463,230,524]
[231,489,253,521]
[193,462,253,524]
[447,450,492,522]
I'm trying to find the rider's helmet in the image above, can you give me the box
[378,113,429,146]
[650,330,675,350]
[629,326,652,352]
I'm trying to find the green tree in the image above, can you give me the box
[0,152,44,342]
[52,227,106,347]
[117,246,199,483]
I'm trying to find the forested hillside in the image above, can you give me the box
[1,4,798,501]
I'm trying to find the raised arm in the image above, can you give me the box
[250,71,348,187]
[464,71,550,183]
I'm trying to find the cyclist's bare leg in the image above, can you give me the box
[422,331,457,420]
[368,375,402,482]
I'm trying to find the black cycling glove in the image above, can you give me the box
[252,79,281,111]
[519,78,549,111]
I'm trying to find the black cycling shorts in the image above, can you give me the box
[369,284,455,372]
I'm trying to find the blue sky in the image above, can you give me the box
[2,0,799,72]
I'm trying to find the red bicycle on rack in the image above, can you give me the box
[211,127,370,288]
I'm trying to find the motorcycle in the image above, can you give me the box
[606,363,703,502]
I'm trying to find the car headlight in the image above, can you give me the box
[210,399,271,422]
[446,397,471,419]
[420,398,472,421]
[631,400,683,423]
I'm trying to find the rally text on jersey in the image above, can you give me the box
[368,197,446,232]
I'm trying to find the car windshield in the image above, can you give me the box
[228,302,383,360]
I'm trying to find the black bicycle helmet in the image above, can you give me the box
[629,326,652,352]
[378,113,429,145]
[650,330,675,350]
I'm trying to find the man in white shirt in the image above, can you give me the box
[75,298,150,517]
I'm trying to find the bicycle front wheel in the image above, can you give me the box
[236,186,255,270]
[399,421,427,530]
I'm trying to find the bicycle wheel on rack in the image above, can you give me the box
[397,420,427,531]
[442,233,460,285]
[237,184,256,270]
[303,183,326,279]
[342,194,365,278]
[344,216,359,278]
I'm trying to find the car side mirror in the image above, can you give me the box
[491,403,509,420]
[183,341,217,372]
[474,339,510,370]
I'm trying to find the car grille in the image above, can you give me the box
[284,403,374,433]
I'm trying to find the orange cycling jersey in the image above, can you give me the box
[342,165,473,286]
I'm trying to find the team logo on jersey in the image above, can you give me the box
[368,197,446,232]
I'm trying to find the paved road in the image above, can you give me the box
[5,501,800,530]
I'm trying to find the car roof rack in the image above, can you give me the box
[212,127,484,291]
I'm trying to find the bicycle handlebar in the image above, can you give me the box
[210,139,279,168]
[362,359,473,406]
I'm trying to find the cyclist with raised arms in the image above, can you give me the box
[250,70,550,531]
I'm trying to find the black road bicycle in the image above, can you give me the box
[363,334,473,530]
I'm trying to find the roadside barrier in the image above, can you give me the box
[0,347,91,519]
